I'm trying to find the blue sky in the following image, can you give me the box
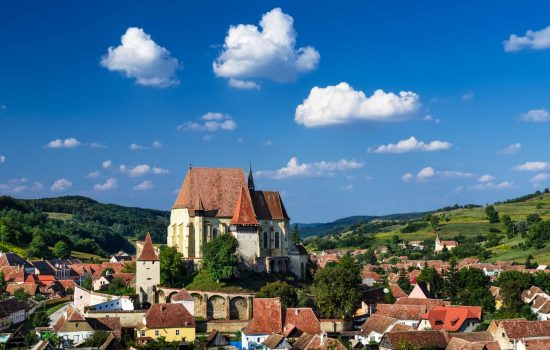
[2,1,550,223]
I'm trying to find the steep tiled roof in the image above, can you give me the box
[7,283,38,296]
[262,333,286,349]
[137,233,159,261]
[360,314,397,335]
[0,253,32,269]
[360,270,381,280]
[230,186,259,225]
[172,167,247,217]
[111,273,135,284]
[445,338,497,350]
[448,331,494,342]
[284,308,321,336]
[500,320,550,339]
[87,317,122,339]
[420,306,482,332]
[293,333,315,350]
[243,298,283,335]
[252,191,289,220]
[375,303,426,321]
[144,303,194,328]
[395,298,448,310]
[519,338,550,350]
[389,284,408,299]
[383,330,448,349]
[305,335,347,350]
[0,266,24,283]
[171,288,193,301]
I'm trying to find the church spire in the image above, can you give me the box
[248,162,255,192]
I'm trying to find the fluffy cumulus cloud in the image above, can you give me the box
[520,109,550,123]
[255,157,364,179]
[152,141,163,148]
[403,167,474,182]
[468,181,514,191]
[531,173,550,184]
[134,180,153,191]
[129,143,146,151]
[504,26,550,52]
[423,115,441,123]
[0,155,5,163]
[213,8,319,87]
[0,178,43,194]
[46,138,81,149]
[178,113,237,133]
[500,143,522,155]
[478,174,496,183]
[94,177,118,191]
[295,83,420,127]
[120,164,169,177]
[86,170,101,179]
[100,27,180,88]
[50,178,72,192]
[102,160,112,169]
[515,161,550,171]
[368,136,452,154]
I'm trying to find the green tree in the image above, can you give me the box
[443,258,459,303]
[257,281,298,308]
[416,267,444,298]
[26,234,49,258]
[203,234,239,282]
[485,205,500,223]
[429,215,441,230]
[312,260,361,319]
[83,331,110,347]
[159,246,187,287]
[23,333,39,348]
[13,287,29,302]
[0,272,6,297]
[31,311,49,327]
[454,268,495,312]
[52,241,71,259]
[82,276,93,290]
[291,224,301,245]
[497,271,533,313]
[102,267,115,276]
[121,262,136,273]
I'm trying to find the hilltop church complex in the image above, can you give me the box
[167,166,308,279]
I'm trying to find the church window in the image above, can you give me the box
[263,232,268,249]
[275,232,280,249]
[213,228,218,239]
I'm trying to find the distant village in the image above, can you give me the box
[0,167,549,350]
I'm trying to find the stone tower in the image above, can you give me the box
[135,232,160,306]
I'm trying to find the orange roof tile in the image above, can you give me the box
[420,306,482,332]
[144,303,194,328]
[243,298,283,335]
[284,308,321,336]
[137,233,159,261]
[230,186,259,225]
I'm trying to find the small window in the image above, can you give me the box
[155,330,159,336]
[147,278,151,280]
[213,228,218,239]
[176,329,180,336]
[275,232,280,249]
[141,331,145,337]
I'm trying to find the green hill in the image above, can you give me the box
[0,195,169,259]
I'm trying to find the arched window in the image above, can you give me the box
[212,228,218,239]
[263,232,268,249]
[275,232,280,249]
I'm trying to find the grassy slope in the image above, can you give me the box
[373,193,550,264]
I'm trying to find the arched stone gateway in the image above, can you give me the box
[191,293,206,318]
[207,295,226,320]
[229,296,248,320]
[167,291,178,303]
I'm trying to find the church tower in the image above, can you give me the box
[248,163,255,192]
[135,233,160,306]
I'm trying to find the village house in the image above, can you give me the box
[489,319,550,350]
[109,251,132,263]
[379,330,448,350]
[53,304,94,344]
[170,288,195,316]
[434,234,458,252]
[373,304,427,328]
[136,303,195,344]
[0,299,26,331]
[360,270,380,287]
[355,314,404,345]
[0,252,35,275]
[417,306,482,332]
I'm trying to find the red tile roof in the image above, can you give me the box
[305,335,347,350]
[383,330,448,349]
[0,266,24,283]
[251,191,289,220]
[144,303,194,328]
[519,338,550,350]
[375,304,426,321]
[499,320,550,339]
[230,186,259,225]
[137,233,159,261]
[284,308,321,336]
[360,314,397,335]
[171,288,193,302]
[6,283,38,296]
[243,298,283,335]
[420,306,482,332]
[395,297,448,310]
[389,284,408,299]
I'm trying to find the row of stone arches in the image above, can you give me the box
[191,293,250,320]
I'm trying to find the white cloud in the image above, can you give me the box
[129,143,146,151]
[50,178,72,192]
[120,164,168,177]
[46,138,81,149]
[178,113,237,132]
[515,161,550,171]
[0,155,5,163]
[255,157,364,179]
[0,178,43,194]
[102,160,112,169]
[94,177,118,191]
[469,181,514,191]
[478,174,496,183]
[213,8,319,86]
[504,26,550,52]
[152,167,169,175]
[100,27,180,87]
[152,141,163,148]
[368,136,452,154]
[500,143,522,155]
[423,115,441,123]
[401,173,414,182]
[340,184,354,190]
[90,142,106,149]
[228,79,260,90]
[295,82,420,127]
[404,167,474,182]
[531,173,550,184]
[134,180,153,191]
[86,170,101,179]
[417,167,435,179]
[520,109,550,123]
[461,91,474,101]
